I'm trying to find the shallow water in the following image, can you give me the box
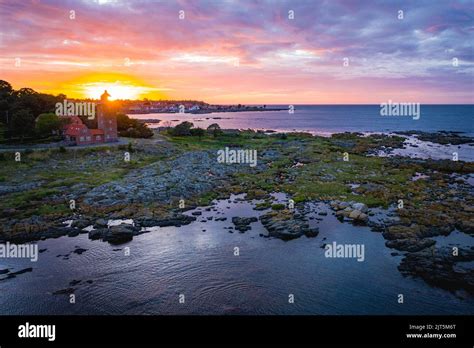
[390,135,474,162]
[0,195,472,315]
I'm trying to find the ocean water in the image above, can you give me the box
[130,105,474,136]
[1,106,473,315]
[0,195,473,315]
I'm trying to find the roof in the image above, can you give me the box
[60,116,83,124]
[64,123,88,136]
[61,113,112,139]
[90,129,104,135]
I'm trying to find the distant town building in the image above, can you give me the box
[62,90,118,145]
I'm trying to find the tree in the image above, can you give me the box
[0,80,14,126]
[0,80,66,141]
[134,123,154,138]
[35,113,63,137]
[11,109,35,139]
[10,88,62,131]
[116,113,154,138]
[116,113,135,131]
[190,127,205,139]
[169,121,194,136]
[0,80,13,97]
[207,123,222,137]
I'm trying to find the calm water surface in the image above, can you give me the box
[1,195,472,315]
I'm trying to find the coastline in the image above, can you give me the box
[0,129,473,308]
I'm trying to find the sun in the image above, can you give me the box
[84,82,147,100]
[66,73,168,100]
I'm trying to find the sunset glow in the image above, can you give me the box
[84,83,149,100]
[0,0,472,103]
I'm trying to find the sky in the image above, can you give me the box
[0,0,473,104]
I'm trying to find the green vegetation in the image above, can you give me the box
[168,121,194,136]
[164,126,283,152]
[271,203,286,210]
[0,145,171,218]
[164,130,426,209]
[207,123,223,137]
[116,113,153,138]
[0,128,467,233]
[35,113,65,138]
[0,80,66,142]
[189,127,205,138]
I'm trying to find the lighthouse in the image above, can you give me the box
[97,90,118,142]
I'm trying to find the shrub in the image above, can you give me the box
[35,113,64,138]
[207,123,222,137]
[190,127,205,138]
[271,203,286,211]
[169,121,194,136]
[116,113,153,138]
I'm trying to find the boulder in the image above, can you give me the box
[137,214,196,228]
[103,226,134,245]
[383,224,422,240]
[231,217,258,232]
[351,202,368,213]
[259,211,318,241]
[71,219,91,229]
[95,218,108,227]
[385,238,436,252]
[88,229,103,240]
[349,209,361,219]
[398,247,474,294]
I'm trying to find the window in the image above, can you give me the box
[86,136,91,141]
[79,136,85,141]
[96,136,101,140]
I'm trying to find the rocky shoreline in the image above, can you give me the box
[0,129,472,294]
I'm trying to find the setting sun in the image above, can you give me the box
[84,82,149,100]
[54,73,170,100]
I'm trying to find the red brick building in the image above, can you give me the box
[62,91,118,146]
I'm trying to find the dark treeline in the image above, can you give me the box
[0,80,65,141]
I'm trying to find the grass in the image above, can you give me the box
[195,191,220,206]
[271,203,286,210]
[0,144,172,217]
[164,131,284,152]
[0,130,447,222]
[34,203,70,216]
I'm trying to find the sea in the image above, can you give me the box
[130,104,474,136]
[0,105,473,315]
